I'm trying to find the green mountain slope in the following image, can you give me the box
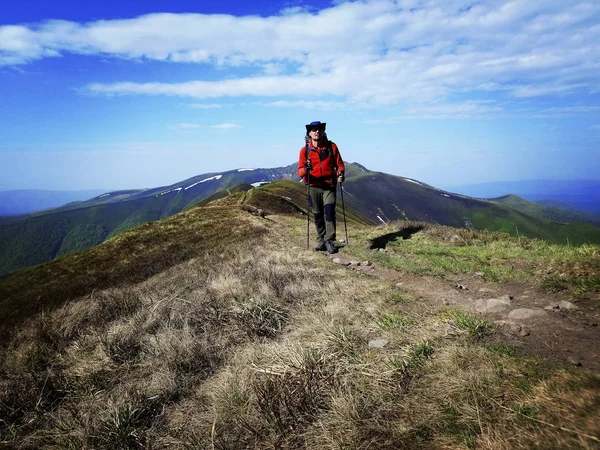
[0,166,298,276]
[342,171,600,245]
[492,194,600,227]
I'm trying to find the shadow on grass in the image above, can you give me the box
[368,225,425,250]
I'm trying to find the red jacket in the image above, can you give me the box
[297,140,345,187]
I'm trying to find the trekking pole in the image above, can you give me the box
[340,181,349,245]
[305,138,311,249]
[306,173,311,249]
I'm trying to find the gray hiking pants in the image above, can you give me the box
[309,185,337,244]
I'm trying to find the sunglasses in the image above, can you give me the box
[309,127,324,132]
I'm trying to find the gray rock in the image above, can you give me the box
[545,300,578,311]
[360,260,372,266]
[368,339,389,349]
[495,321,530,336]
[559,300,578,310]
[349,260,360,266]
[474,272,485,277]
[395,282,404,287]
[332,258,350,266]
[476,295,512,313]
[378,248,386,253]
[507,308,548,320]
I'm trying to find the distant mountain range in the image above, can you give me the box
[1,164,599,277]
[0,189,109,216]
[442,179,600,215]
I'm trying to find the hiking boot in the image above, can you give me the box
[325,241,338,254]
[313,242,327,252]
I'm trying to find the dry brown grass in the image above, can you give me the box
[1,204,598,448]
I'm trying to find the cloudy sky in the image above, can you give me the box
[1,0,598,191]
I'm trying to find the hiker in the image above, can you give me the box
[298,121,345,254]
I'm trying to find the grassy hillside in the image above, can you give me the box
[493,194,600,227]
[0,185,598,448]
[0,166,298,277]
[343,171,600,245]
[0,194,185,277]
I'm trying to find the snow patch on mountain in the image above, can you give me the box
[238,168,255,172]
[251,181,270,187]
[185,174,223,190]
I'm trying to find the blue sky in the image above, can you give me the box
[1,0,599,191]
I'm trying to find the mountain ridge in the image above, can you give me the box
[1,164,599,277]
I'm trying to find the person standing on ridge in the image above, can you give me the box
[297,121,345,254]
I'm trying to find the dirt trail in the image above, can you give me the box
[329,247,600,373]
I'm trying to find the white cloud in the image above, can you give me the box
[2,1,600,109]
[210,123,240,129]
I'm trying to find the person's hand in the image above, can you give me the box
[304,160,312,171]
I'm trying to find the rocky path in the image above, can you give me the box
[327,248,600,373]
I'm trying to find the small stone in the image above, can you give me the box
[545,304,560,311]
[456,284,469,290]
[559,300,577,310]
[360,260,372,266]
[368,339,389,349]
[475,296,512,313]
[508,308,548,320]
[378,248,386,253]
[395,282,404,287]
[349,260,360,266]
[475,272,485,277]
[478,288,495,293]
[332,258,350,266]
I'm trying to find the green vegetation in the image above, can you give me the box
[441,309,495,337]
[344,221,600,296]
[343,172,600,245]
[376,311,415,331]
[493,194,600,227]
